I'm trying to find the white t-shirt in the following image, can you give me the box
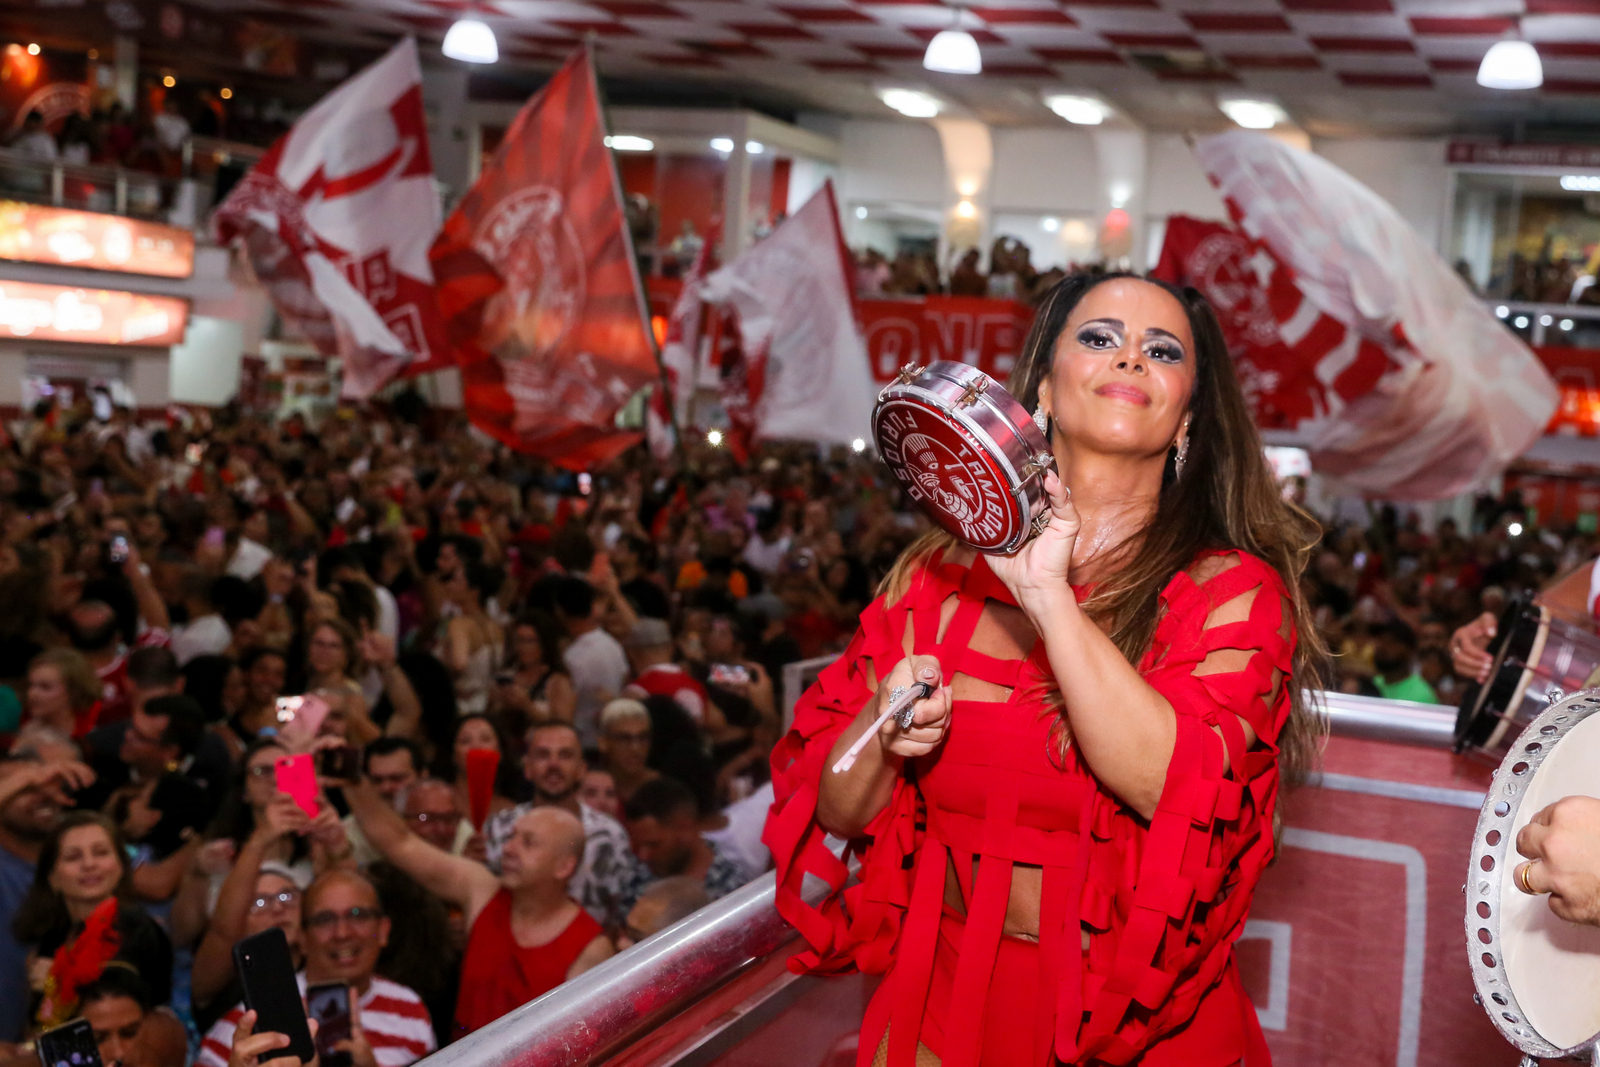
[226,538,274,580]
[171,614,231,665]
[563,627,630,746]
[702,781,773,883]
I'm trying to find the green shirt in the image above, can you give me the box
[1372,672,1439,705]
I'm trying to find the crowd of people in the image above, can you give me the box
[0,386,1562,1067]
[853,237,1074,306]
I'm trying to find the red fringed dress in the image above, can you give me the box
[764,548,1294,1067]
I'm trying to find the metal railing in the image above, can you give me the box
[416,688,1458,1067]
[1488,299,1600,348]
[0,137,265,227]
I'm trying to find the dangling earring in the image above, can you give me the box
[1173,436,1189,479]
[1033,406,1049,437]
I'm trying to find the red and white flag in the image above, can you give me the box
[1156,132,1556,499]
[645,230,717,461]
[213,39,447,399]
[698,183,874,456]
[429,48,657,469]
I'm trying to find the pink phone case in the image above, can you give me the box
[274,754,320,818]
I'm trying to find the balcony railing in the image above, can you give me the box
[416,688,1458,1067]
[0,137,264,229]
[1490,299,1600,348]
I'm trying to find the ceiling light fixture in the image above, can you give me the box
[855,206,868,219]
[1478,39,1541,90]
[878,88,942,118]
[955,199,976,219]
[1044,94,1109,125]
[1560,174,1600,192]
[442,17,498,64]
[746,141,764,154]
[605,135,654,152]
[924,9,981,75]
[1218,96,1288,130]
[710,137,733,153]
[26,43,40,56]
[1041,217,1060,232]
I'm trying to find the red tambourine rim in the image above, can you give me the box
[874,395,1025,552]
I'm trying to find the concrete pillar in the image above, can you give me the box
[420,67,472,208]
[1091,128,1146,270]
[113,36,137,112]
[721,139,752,262]
[932,118,992,267]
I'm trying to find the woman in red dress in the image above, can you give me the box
[766,273,1325,1067]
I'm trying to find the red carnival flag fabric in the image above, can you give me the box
[698,182,874,456]
[213,38,447,398]
[1160,132,1556,500]
[429,48,656,469]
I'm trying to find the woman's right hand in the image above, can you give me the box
[876,656,953,760]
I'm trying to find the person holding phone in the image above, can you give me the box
[198,871,434,1067]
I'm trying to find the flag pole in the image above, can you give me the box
[586,41,686,471]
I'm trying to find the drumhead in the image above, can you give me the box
[1467,691,1600,1058]
[873,362,1052,554]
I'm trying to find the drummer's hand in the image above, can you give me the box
[1450,612,1496,683]
[1514,795,1600,926]
[986,469,1079,621]
[877,656,953,760]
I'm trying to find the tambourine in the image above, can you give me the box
[1466,689,1600,1064]
[873,361,1055,555]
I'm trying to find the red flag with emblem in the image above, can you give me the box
[213,39,448,398]
[429,47,657,469]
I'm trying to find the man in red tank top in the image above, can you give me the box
[344,780,615,1036]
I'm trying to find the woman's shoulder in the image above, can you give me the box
[1160,549,1290,617]
[1180,548,1287,591]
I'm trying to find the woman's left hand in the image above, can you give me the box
[986,469,1079,618]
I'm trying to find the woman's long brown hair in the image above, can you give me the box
[884,271,1327,787]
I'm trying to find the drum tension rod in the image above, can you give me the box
[1020,452,1054,480]
[894,363,923,385]
[956,376,989,408]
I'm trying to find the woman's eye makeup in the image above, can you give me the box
[1077,326,1121,349]
[1145,340,1185,364]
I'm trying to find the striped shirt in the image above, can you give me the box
[197,974,435,1067]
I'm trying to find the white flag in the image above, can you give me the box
[699,182,874,450]
[214,39,447,399]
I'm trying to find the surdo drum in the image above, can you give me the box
[1455,595,1600,761]
[873,362,1055,555]
[1466,690,1600,1065]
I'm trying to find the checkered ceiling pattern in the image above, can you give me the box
[203,0,1600,132]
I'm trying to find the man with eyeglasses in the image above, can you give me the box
[400,780,471,854]
[198,870,435,1067]
[342,739,428,866]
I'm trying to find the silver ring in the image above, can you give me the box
[889,686,916,729]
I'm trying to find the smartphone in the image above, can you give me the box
[234,928,315,1064]
[37,1018,102,1067]
[109,534,130,564]
[276,694,332,750]
[317,744,361,783]
[305,982,353,1067]
[274,754,320,818]
[709,663,752,687]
